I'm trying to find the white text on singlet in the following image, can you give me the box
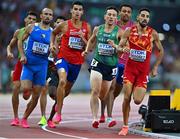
[98,43,115,56]
[68,37,83,50]
[129,49,146,62]
[32,41,49,55]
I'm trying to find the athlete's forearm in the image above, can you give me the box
[116,38,128,53]
[7,38,17,53]
[81,36,87,45]
[85,38,95,53]
[154,48,164,68]
[153,30,164,68]
[18,39,25,57]
[115,45,124,52]
[50,32,56,46]
[85,26,97,53]
[84,24,92,46]
[7,45,12,54]
[117,28,130,50]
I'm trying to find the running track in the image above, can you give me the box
[0,93,151,138]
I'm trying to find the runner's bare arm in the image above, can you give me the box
[50,21,67,55]
[50,21,66,46]
[80,23,92,45]
[118,28,124,40]
[150,30,164,77]
[82,26,98,56]
[7,29,19,51]
[152,30,164,67]
[116,28,130,53]
[107,28,123,50]
[87,23,92,41]
[7,29,20,59]
[18,24,34,64]
[18,24,33,57]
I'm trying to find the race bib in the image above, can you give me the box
[112,67,118,76]
[91,59,98,67]
[47,77,52,84]
[68,37,84,50]
[129,49,146,62]
[32,41,49,55]
[98,43,115,56]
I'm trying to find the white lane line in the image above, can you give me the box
[0,137,8,139]
[42,119,91,139]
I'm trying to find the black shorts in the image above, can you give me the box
[90,59,118,81]
[47,69,59,87]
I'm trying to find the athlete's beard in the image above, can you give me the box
[139,21,147,28]
[123,19,129,23]
[122,15,129,23]
[43,20,50,25]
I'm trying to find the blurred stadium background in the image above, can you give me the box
[0,0,179,93]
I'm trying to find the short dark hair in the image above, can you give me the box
[72,1,84,8]
[27,11,38,17]
[138,8,150,14]
[55,16,66,21]
[106,6,118,14]
[119,4,133,11]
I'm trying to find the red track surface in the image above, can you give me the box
[0,93,151,138]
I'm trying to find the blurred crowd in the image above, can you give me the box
[0,0,179,92]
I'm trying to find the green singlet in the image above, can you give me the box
[94,24,119,66]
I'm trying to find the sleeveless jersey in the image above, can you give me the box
[26,23,52,64]
[57,20,89,64]
[94,24,119,66]
[127,25,153,72]
[117,20,134,65]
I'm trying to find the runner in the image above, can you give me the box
[118,8,164,135]
[6,11,37,126]
[50,1,91,124]
[99,4,134,128]
[82,6,129,128]
[38,16,66,127]
[18,8,53,128]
